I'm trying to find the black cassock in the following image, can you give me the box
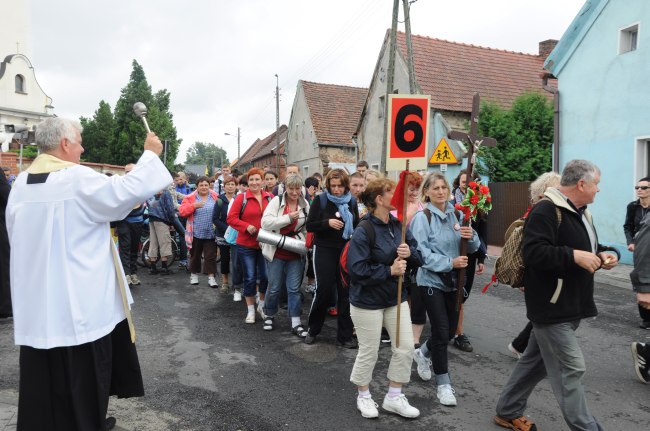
[0,167,11,317]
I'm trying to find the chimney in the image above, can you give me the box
[539,39,558,59]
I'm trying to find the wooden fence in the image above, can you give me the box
[486,182,532,247]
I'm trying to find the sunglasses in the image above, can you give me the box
[635,186,650,190]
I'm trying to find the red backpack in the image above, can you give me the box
[339,219,375,289]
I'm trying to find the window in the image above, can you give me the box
[619,23,639,54]
[378,95,385,119]
[302,165,309,178]
[15,74,25,93]
[635,138,650,193]
[371,163,379,170]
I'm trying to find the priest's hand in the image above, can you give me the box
[144,132,163,155]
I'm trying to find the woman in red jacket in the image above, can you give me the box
[227,168,273,323]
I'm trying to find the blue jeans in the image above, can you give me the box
[238,246,268,297]
[264,257,305,318]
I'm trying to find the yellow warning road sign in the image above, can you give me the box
[428,138,458,164]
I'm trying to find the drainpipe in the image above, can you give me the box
[542,72,560,172]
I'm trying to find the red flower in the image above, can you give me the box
[470,195,479,205]
[487,196,492,203]
[468,181,478,190]
[454,203,464,211]
[479,185,489,195]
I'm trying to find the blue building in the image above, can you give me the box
[545,0,649,263]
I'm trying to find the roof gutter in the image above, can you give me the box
[542,72,560,172]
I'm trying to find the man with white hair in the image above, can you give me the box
[494,160,618,431]
[6,117,172,430]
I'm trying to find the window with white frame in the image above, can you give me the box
[15,74,25,93]
[636,138,650,189]
[619,23,639,54]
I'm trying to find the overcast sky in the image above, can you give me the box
[23,0,585,163]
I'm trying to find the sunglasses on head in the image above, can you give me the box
[635,186,650,190]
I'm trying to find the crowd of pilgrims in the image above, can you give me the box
[126,162,494,419]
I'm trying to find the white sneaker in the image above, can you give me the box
[245,312,255,324]
[130,274,141,285]
[208,276,218,288]
[382,394,420,418]
[190,273,199,285]
[125,275,133,285]
[508,343,523,359]
[436,384,457,406]
[233,289,242,302]
[413,348,432,381]
[257,303,266,320]
[356,396,379,419]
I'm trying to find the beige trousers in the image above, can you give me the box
[349,302,414,386]
[149,221,172,259]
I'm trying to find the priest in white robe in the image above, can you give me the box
[6,117,173,431]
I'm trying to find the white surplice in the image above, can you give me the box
[6,150,172,348]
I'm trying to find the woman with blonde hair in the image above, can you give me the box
[260,174,310,334]
[409,172,481,407]
[347,178,422,418]
[507,171,561,358]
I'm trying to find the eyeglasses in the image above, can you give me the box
[635,186,650,190]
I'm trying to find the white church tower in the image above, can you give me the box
[0,0,54,152]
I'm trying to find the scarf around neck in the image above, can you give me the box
[325,190,354,240]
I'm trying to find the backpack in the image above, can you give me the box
[239,193,272,218]
[339,219,375,289]
[489,203,562,290]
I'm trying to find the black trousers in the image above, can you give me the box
[639,304,650,322]
[219,244,230,275]
[422,287,459,376]
[511,321,533,353]
[116,221,143,275]
[307,245,353,342]
[18,319,144,431]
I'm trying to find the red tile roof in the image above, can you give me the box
[238,125,288,166]
[301,81,368,146]
[396,32,552,112]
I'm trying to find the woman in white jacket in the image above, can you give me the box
[261,174,310,335]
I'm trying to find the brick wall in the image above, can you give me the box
[0,152,18,176]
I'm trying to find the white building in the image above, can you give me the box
[0,0,54,151]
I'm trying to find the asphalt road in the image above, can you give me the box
[1,258,649,431]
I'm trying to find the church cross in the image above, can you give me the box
[447,93,497,311]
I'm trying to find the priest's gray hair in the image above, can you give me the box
[35,117,83,153]
[284,174,303,190]
[560,160,601,186]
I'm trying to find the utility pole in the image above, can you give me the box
[237,127,241,161]
[381,0,400,174]
[163,139,168,166]
[403,0,416,94]
[275,74,281,175]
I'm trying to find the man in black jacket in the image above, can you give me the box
[495,160,618,431]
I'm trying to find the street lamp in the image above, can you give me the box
[224,127,241,161]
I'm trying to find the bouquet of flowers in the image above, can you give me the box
[454,180,492,222]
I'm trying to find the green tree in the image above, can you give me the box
[80,100,114,163]
[185,142,228,176]
[110,60,180,168]
[478,92,554,182]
